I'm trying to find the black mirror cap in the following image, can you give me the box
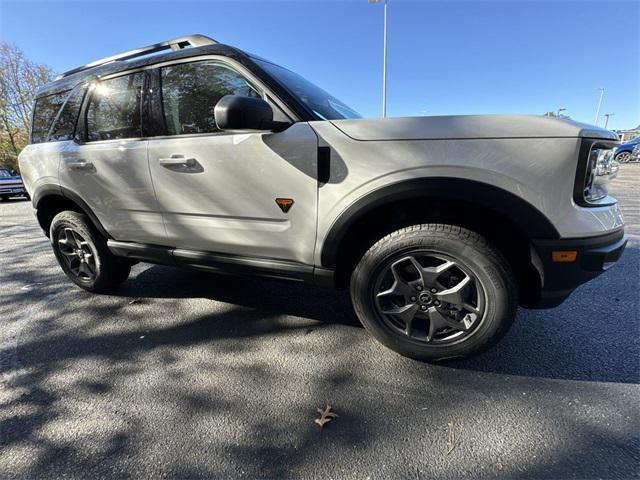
[214,95,278,131]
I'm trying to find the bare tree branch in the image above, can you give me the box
[0,41,54,170]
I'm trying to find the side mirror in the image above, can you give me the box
[214,95,277,131]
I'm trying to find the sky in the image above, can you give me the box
[1,0,638,130]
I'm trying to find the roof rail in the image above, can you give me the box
[55,34,217,80]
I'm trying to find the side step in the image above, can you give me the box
[107,240,334,287]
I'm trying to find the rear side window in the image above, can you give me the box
[160,61,261,135]
[31,92,68,144]
[48,85,86,142]
[86,72,144,141]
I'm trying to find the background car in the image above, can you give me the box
[614,136,640,163]
[0,167,28,200]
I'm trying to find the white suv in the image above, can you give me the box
[19,35,626,361]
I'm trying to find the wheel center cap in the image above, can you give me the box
[419,292,433,304]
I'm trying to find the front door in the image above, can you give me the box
[147,59,318,264]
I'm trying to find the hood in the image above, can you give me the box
[620,137,640,147]
[330,115,618,141]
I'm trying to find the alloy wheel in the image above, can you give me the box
[616,152,631,163]
[373,252,486,344]
[56,227,97,281]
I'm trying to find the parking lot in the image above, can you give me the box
[0,166,638,479]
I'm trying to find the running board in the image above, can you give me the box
[107,240,334,286]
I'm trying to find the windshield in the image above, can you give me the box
[253,58,361,121]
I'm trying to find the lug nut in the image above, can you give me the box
[420,305,427,311]
[410,296,417,302]
[431,288,437,293]
[416,285,423,291]
[434,301,441,306]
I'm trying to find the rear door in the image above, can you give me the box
[146,58,318,264]
[58,71,165,244]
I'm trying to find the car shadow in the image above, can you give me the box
[118,263,362,328]
[113,246,639,385]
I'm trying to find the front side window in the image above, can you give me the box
[160,61,261,135]
[31,91,68,144]
[86,73,144,141]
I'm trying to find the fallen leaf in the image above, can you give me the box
[446,422,459,455]
[21,282,43,291]
[314,405,338,428]
[128,299,140,305]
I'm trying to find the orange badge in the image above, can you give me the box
[275,198,294,213]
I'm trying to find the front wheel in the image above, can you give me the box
[50,211,131,293]
[350,224,518,361]
[615,151,631,164]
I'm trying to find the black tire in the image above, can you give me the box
[350,224,518,361]
[50,211,131,293]
[0,195,6,201]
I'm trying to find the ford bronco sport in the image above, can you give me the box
[18,35,626,361]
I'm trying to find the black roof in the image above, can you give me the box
[36,43,248,98]
[35,37,316,122]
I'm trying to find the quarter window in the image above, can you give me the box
[86,73,145,141]
[31,92,68,144]
[160,61,261,135]
[48,85,86,142]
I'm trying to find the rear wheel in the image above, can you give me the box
[50,211,131,292]
[350,224,518,361]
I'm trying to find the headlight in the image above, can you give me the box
[583,145,619,203]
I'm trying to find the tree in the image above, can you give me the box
[0,42,54,171]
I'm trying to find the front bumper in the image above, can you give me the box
[0,185,27,196]
[530,229,627,308]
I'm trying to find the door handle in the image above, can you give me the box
[67,160,94,170]
[159,155,197,168]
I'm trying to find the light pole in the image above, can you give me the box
[369,0,388,117]
[594,87,604,125]
[604,113,615,129]
[556,107,566,117]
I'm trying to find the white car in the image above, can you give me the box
[18,35,627,361]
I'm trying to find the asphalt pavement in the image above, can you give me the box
[0,166,638,479]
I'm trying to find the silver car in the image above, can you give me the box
[18,35,626,361]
